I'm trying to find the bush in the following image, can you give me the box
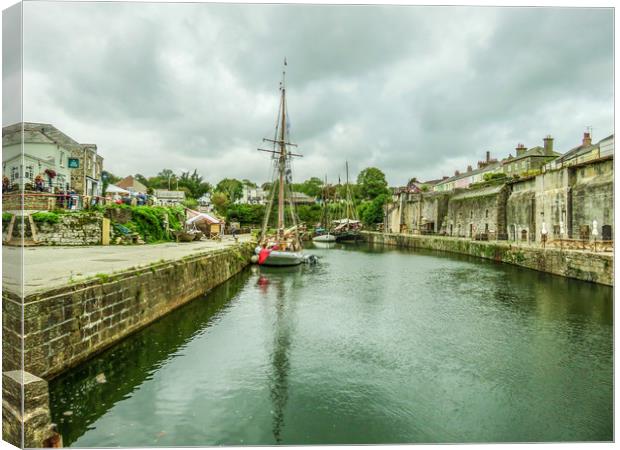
[359,194,388,226]
[226,203,266,225]
[2,212,13,224]
[126,206,185,243]
[182,198,198,209]
[32,212,61,224]
[483,172,508,182]
[296,204,322,225]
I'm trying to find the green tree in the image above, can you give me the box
[134,174,150,189]
[216,178,243,203]
[158,169,174,179]
[101,171,121,195]
[211,192,230,215]
[242,179,258,188]
[226,204,265,225]
[359,193,389,226]
[178,169,212,199]
[357,167,389,200]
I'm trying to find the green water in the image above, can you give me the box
[49,243,613,446]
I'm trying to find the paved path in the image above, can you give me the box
[2,235,254,296]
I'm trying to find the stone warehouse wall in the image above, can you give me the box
[570,159,613,239]
[506,178,537,242]
[446,185,508,238]
[363,232,613,286]
[4,242,255,379]
[387,192,449,233]
[388,156,613,244]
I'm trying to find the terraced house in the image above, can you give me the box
[388,131,614,243]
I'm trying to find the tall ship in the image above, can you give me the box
[255,60,306,266]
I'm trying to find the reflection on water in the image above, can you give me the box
[49,243,613,446]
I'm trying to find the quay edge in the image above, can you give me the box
[362,231,613,286]
[2,241,256,448]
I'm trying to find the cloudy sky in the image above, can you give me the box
[3,1,614,186]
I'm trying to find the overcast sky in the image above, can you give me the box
[3,2,614,186]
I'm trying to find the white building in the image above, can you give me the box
[2,122,104,195]
[238,185,268,204]
[153,189,186,206]
[198,193,212,210]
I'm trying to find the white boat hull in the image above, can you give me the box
[260,250,304,266]
[312,233,336,242]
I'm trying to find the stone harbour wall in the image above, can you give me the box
[2,370,59,448]
[363,232,613,286]
[4,242,255,380]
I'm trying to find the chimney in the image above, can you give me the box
[515,143,526,157]
[486,151,490,162]
[582,132,592,146]
[467,165,473,172]
[442,176,449,180]
[543,135,554,155]
[455,170,460,176]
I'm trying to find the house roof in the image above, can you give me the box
[2,122,83,150]
[117,176,147,192]
[503,146,561,164]
[436,161,501,185]
[555,143,596,163]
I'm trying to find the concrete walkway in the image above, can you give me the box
[2,235,254,296]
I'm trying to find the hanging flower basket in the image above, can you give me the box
[44,168,57,179]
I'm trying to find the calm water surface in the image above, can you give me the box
[49,243,613,446]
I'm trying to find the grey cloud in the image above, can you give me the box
[10,2,614,186]
[3,3,22,125]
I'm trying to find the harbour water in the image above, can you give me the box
[49,243,613,445]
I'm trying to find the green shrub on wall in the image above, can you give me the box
[107,205,185,243]
[32,212,61,224]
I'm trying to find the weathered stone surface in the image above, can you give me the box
[364,232,613,286]
[2,370,56,448]
[35,212,105,246]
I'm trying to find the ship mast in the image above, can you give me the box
[278,69,287,240]
[257,58,303,245]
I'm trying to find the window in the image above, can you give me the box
[11,166,19,181]
[485,209,489,218]
[25,165,34,181]
[470,211,473,219]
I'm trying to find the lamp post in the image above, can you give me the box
[541,221,548,249]
[592,219,598,252]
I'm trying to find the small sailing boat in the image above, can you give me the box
[333,161,363,242]
[255,60,309,266]
[313,177,336,243]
